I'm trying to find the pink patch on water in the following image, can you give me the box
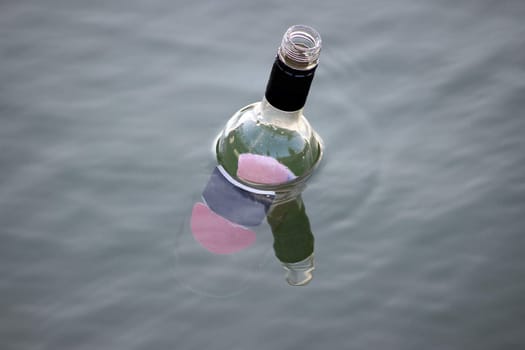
[237,153,296,185]
[190,202,256,254]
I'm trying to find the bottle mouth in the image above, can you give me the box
[278,24,322,70]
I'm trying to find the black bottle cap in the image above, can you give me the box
[264,57,317,112]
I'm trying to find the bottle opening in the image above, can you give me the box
[278,24,322,70]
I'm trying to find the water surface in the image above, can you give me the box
[1,0,525,349]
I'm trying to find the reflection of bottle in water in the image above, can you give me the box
[175,25,323,295]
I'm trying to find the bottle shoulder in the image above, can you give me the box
[224,101,314,137]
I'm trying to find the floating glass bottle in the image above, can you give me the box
[176,25,323,294]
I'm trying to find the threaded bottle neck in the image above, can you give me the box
[278,25,322,71]
[264,25,322,112]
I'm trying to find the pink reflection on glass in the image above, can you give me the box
[237,153,296,185]
[190,202,256,254]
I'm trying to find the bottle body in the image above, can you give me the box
[215,98,322,188]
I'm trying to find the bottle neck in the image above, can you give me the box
[264,57,317,112]
[258,97,302,126]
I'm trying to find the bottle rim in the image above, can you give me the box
[278,24,322,70]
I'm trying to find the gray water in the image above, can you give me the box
[1,0,525,349]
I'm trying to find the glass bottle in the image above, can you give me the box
[175,25,323,295]
[215,24,323,190]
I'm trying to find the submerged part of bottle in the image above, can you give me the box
[267,194,315,286]
[175,165,317,295]
[282,255,315,286]
[216,24,323,190]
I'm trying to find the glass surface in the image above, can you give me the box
[216,99,323,188]
[1,1,525,349]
